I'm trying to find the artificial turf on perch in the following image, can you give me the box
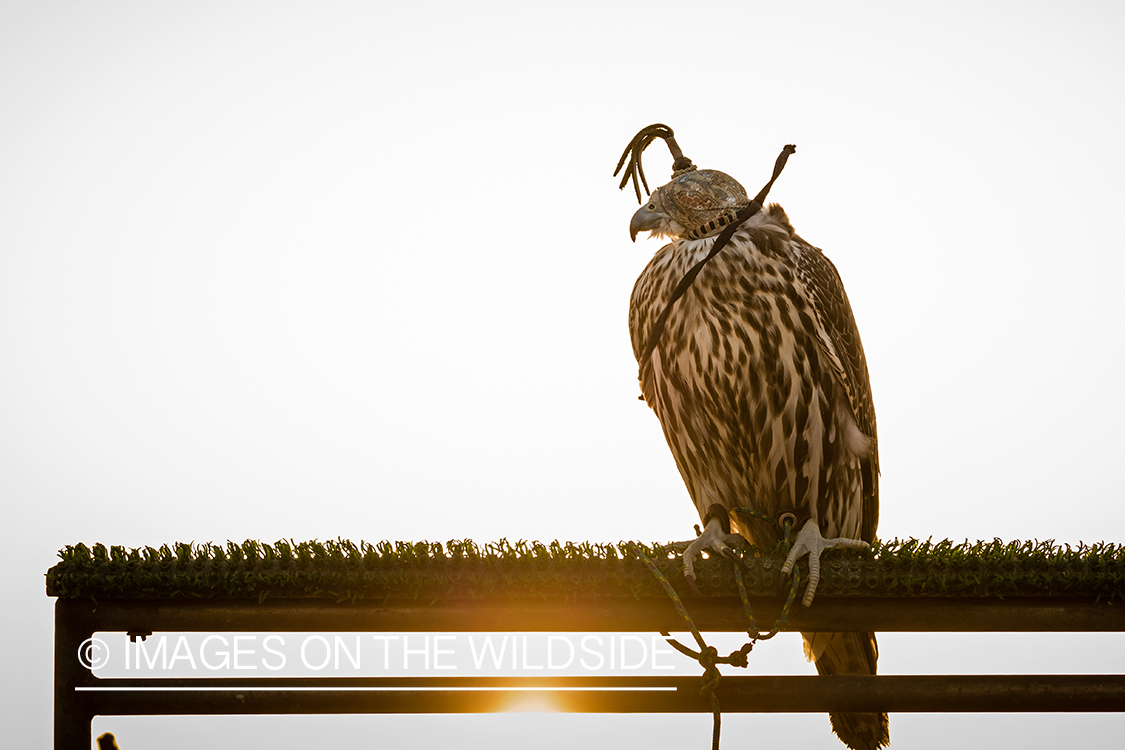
[46,537,1125,603]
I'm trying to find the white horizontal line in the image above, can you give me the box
[77,686,675,692]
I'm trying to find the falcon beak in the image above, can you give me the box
[629,203,663,242]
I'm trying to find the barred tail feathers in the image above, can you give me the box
[802,631,889,750]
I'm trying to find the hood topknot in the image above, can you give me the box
[615,124,751,239]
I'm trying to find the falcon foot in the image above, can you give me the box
[674,516,747,594]
[781,520,869,607]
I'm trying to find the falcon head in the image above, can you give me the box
[629,168,749,242]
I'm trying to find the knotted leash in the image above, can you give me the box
[631,511,799,750]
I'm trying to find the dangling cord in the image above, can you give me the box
[631,537,801,750]
[732,510,801,638]
[632,544,751,750]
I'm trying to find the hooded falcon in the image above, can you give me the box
[618,125,887,750]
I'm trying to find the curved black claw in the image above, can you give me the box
[677,519,749,596]
[719,545,747,567]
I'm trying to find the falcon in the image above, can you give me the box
[618,125,888,750]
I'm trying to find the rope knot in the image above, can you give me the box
[630,542,802,750]
[726,642,754,669]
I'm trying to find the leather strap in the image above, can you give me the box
[638,145,796,388]
[703,504,732,534]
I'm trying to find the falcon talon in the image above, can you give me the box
[677,516,738,590]
[782,520,871,607]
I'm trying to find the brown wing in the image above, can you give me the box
[794,238,879,542]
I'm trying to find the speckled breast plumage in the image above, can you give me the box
[628,204,878,549]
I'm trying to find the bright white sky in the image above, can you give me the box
[3,1,1125,747]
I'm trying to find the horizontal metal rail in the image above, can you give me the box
[54,596,1125,749]
[71,675,1125,713]
[59,596,1125,634]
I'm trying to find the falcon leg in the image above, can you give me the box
[676,516,746,592]
[781,520,869,607]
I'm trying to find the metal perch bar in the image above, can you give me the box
[68,675,1125,715]
[56,596,1125,634]
[48,538,1125,749]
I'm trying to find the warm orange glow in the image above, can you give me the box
[499,692,563,713]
